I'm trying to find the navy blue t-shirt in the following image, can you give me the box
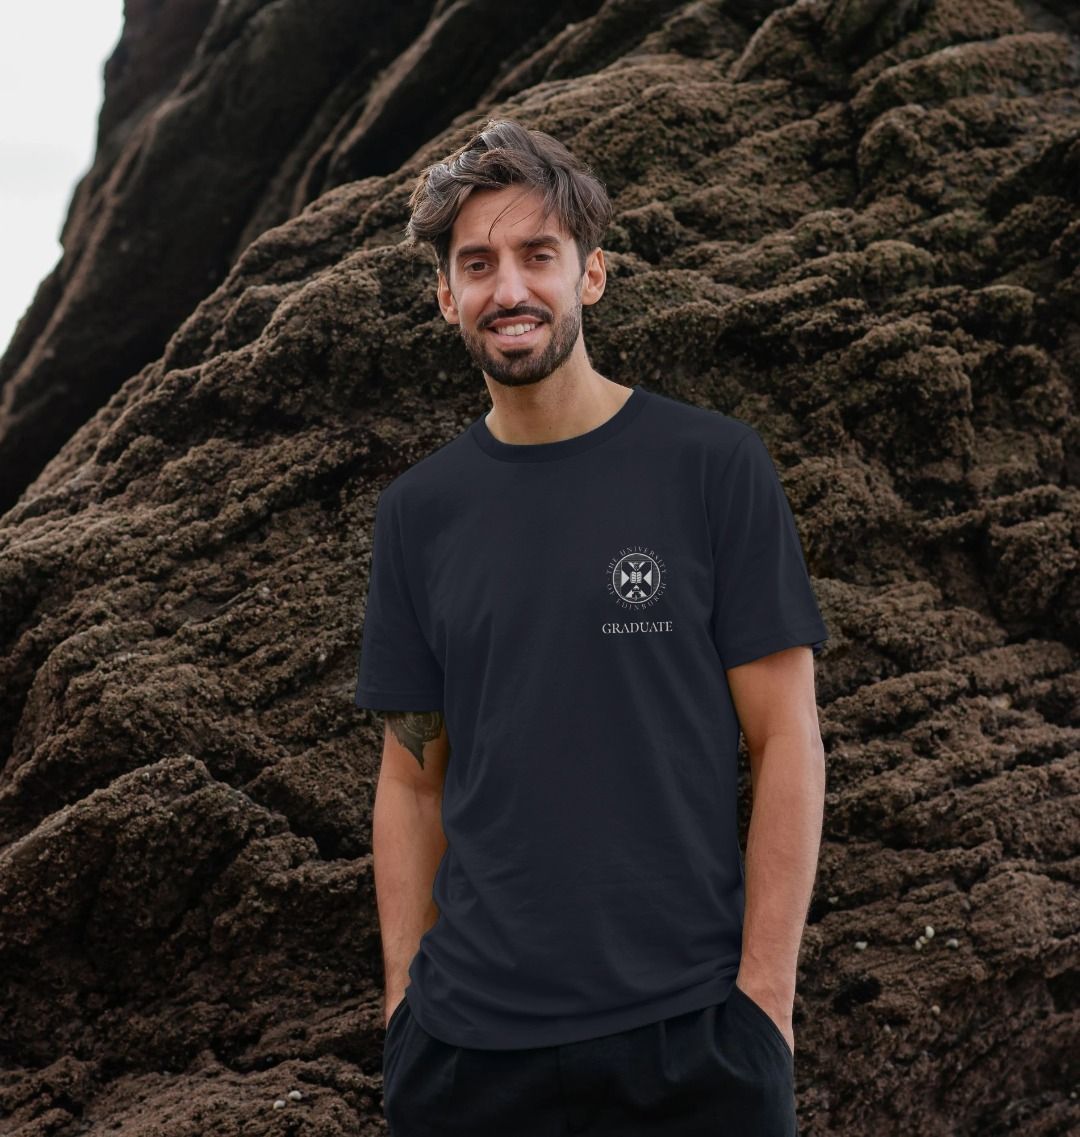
[354,384,828,1049]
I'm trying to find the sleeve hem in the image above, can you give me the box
[720,622,829,670]
[354,686,443,709]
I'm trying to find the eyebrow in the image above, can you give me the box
[454,233,563,262]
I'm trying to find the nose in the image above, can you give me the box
[491,259,530,312]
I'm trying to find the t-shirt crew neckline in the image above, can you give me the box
[469,384,650,462]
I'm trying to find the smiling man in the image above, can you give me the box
[355,118,829,1137]
[446,209,583,387]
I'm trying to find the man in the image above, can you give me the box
[355,118,828,1136]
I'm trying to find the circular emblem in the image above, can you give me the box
[606,545,667,608]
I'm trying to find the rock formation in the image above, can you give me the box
[1,1,1077,1133]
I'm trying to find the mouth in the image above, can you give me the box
[486,320,545,346]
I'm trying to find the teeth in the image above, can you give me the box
[493,322,538,336]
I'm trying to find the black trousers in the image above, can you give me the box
[382,985,799,1136]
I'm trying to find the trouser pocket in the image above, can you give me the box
[385,996,409,1037]
[712,988,798,1136]
[729,984,794,1060]
[382,996,412,1085]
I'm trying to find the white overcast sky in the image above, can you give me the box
[0,2,125,358]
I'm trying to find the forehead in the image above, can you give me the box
[450,186,570,256]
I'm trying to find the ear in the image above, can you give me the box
[437,270,460,325]
[581,247,606,307]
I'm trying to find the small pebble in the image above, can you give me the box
[915,940,923,950]
[288,1090,303,1101]
[273,1099,286,1110]
[828,895,839,904]
[946,938,959,948]
[855,940,867,950]
[883,1024,891,1033]
[930,1004,940,1015]
[924,925,935,939]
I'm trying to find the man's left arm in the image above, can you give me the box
[726,642,826,1056]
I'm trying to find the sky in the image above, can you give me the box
[0,2,125,358]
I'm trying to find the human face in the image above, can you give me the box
[437,187,595,388]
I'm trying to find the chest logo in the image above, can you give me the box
[606,545,667,608]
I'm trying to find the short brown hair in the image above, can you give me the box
[405,118,613,279]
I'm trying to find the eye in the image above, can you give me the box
[462,253,552,273]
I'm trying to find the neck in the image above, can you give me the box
[483,369,633,446]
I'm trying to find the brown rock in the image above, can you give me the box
[1,1,1078,1133]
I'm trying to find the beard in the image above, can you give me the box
[458,292,583,388]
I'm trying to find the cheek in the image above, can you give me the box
[454,291,486,326]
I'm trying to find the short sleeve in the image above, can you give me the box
[354,488,444,709]
[708,428,829,669]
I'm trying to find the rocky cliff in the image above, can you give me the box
[1,1,1078,1133]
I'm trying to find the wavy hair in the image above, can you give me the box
[405,118,612,279]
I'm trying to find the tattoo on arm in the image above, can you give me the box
[385,711,444,769]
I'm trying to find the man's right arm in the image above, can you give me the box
[372,710,451,1029]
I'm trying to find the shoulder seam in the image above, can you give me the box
[711,423,758,489]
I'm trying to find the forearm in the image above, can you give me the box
[373,773,447,1012]
[738,731,826,1006]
